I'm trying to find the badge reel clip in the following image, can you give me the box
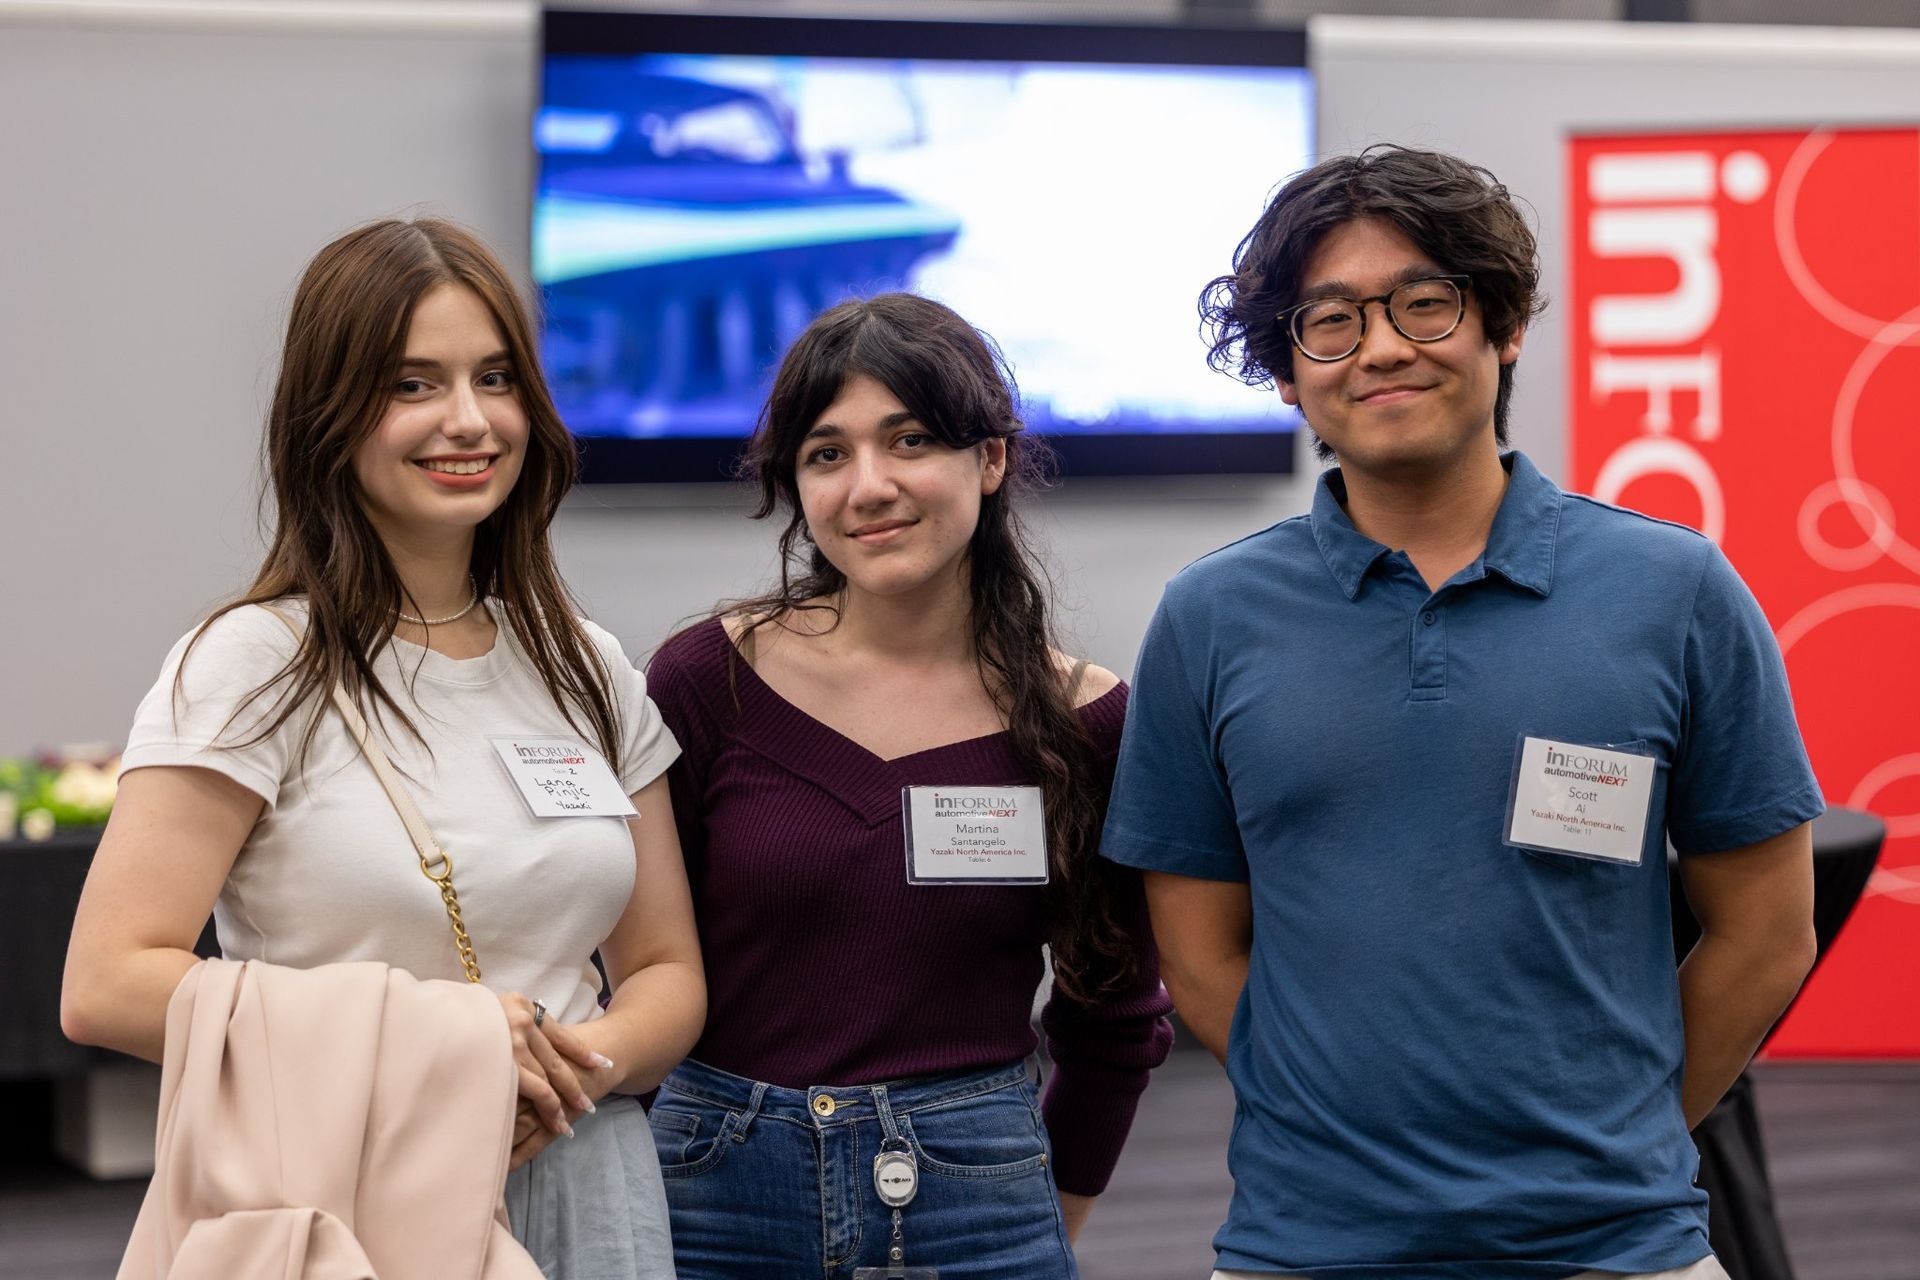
[853,1137,937,1279]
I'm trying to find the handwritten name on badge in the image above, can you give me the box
[901,785,1048,884]
[1506,736,1656,864]
[490,736,637,820]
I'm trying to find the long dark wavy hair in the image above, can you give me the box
[180,217,620,765]
[732,293,1132,1002]
[1200,144,1546,457]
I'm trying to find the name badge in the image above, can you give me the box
[1505,735,1657,865]
[489,736,637,819]
[901,785,1048,885]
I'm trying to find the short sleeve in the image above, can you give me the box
[1667,544,1824,854]
[583,621,681,795]
[1099,587,1248,881]
[119,606,308,808]
[642,625,718,871]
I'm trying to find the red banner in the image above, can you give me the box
[1569,127,1920,1058]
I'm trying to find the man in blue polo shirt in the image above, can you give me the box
[1103,146,1823,1280]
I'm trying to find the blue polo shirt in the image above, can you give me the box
[1102,452,1823,1279]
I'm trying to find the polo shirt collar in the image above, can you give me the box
[1481,451,1561,597]
[1309,450,1562,600]
[1310,468,1393,600]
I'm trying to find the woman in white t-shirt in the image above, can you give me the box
[62,218,702,1279]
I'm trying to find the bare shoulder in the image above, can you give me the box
[1075,663,1123,706]
[719,611,762,647]
[724,600,841,665]
[1053,650,1122,707]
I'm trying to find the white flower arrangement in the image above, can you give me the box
[0,749,121,841]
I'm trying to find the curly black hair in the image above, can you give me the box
[1200,144,1546,454]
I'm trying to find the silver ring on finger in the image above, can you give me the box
[531,998,548,1028]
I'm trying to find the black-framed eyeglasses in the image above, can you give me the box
[1279,274,1472,363]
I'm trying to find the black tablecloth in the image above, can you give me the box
[1,831,217,1080]
[1671,806,1887,1280]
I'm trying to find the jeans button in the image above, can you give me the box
[812,1095,836,1117]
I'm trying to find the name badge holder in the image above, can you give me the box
[1503,734,1659,866]
[853,1138,936,1280]
[900,785,1049,886]
[489,736,638,820]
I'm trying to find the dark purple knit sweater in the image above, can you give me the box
[645,617,1175,1195]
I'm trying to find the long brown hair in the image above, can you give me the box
[733,293,1132,1002]
[182,217,619,764]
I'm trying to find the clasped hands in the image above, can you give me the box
[498,992,617,1171]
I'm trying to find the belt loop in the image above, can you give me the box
[871,1083,904,1144]
[733,1079,769,1142]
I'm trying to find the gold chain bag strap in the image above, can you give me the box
[263,607,483,982]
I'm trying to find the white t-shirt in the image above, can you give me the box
[121,600,680,1025]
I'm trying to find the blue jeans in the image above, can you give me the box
[654,1058,1079,1280]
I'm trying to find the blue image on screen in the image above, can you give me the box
[534,53,1312,441]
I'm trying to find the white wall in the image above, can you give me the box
[0,0,1312,751]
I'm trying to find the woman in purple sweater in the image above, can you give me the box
[643,293,1174,1279]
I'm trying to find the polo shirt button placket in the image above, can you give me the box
[1410,602,1447,701]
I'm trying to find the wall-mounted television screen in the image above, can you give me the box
[537,11,1312,482]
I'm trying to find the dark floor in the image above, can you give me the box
[1075,1055,1920,1280]
[2,1055,1916,1279]
[1741,1065,1920,1280]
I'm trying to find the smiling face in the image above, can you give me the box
[351,283,528,545]
[1279,216,1523,480]
[795,374,1006,603]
